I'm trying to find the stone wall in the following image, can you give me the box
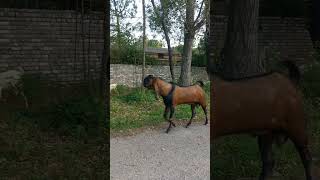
[0,8,104,83]
[110,64,209,87]
[208,16,314,72]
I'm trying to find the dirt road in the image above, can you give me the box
[110,124,210,180]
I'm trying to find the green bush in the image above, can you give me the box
[192,52,207,67]
[118,88,155,104]
[7,74,106,139]
[111,85,157,104]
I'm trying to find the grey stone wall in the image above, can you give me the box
[208,16,314,72]
[110,64,209,87]
[0,8,104,83]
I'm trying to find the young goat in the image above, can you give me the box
[143,75,208,133]
[210,61,313,180]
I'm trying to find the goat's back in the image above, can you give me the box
[173,85,206,106]
[210,73,304,138]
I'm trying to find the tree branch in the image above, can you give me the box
[193,0,204,28]
[195,19,205,30]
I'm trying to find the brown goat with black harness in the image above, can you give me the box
[143,75,208,133]
[211,61,313,180]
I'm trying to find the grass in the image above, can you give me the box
[0,75,108,179]
[110,82,211,132]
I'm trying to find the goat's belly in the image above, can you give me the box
[174,93,202,105]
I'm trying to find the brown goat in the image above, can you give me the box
[210,61,312,180]
[143,75,208,133]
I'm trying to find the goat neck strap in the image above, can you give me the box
[162,84,175,107]
[168,84,175,96]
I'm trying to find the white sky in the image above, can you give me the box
[133,0,166,46]
[116,0,204,48]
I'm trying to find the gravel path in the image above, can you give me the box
[110,124,210,180]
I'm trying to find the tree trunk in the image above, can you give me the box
[165,33,175,82]
[179,36,194,86]
[141,0,146,87]
[179,0,195,86]
[112,0,121,52]
[205,0,211,75]
[100,0,109,102]
[150,0,175,81]
[221,0,264,79]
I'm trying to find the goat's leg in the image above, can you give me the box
[201,105,208,125]
[186,104,196,128]
[295,144,312,180]
[165,106,176,133]
[258,134,274,180]
[289,134,313,180]
[164,106,172,133]
[169,106,176,127]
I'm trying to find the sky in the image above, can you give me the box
[133,0,166,45]
[113,0,204,48]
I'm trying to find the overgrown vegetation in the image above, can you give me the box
[0,74,108,179]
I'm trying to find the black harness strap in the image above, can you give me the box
[162,84,176,107]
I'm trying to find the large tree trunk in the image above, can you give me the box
[112,0,121,52]
[165,34,175,82]
[101,0,109,127]
[205,0,211,75]
[221,0,264,79]
[179,0,195,86]
[150,0,175,82]
[141,0,146,87]
[101,0,109,99]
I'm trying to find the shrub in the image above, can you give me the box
[8,74,106,139]
[14,96,105,138]
[118,88,155,104]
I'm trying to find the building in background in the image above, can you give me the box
[145,48,182,65]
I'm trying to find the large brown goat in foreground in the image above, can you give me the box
[143,75,208,133]
[211,61,312,180]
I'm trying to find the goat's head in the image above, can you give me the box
[143,75,156,89]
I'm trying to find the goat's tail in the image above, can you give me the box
[195,81,204,87]
[281,60,301,84]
